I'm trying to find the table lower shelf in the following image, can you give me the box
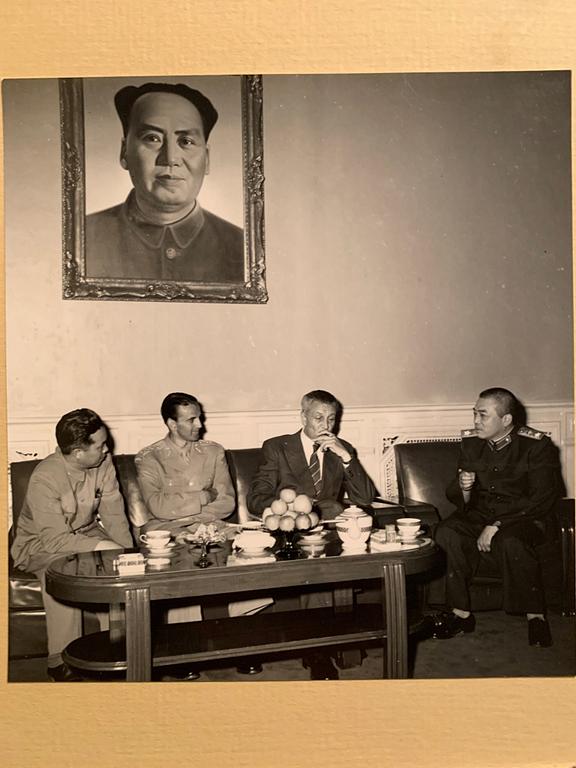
[64,605,426,674]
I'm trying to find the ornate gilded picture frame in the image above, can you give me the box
[60,75,267,303]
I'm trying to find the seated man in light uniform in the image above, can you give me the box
[11,409,133,682]
[136,392,235,535]
[135,392,271,677]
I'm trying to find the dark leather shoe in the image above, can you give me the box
[430,611,476,639]
[302,653,339,680]
[160,667,201,681]
[47,663,83,682]
[528,618,553,647]
[236,663,263,675]
[334,648,367,670]
[181,670,201,680]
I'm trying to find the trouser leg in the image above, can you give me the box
[434,514,483,612]
[38,571,82,668]
[488,527,545,614]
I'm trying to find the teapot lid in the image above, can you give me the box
[341,505,366,517]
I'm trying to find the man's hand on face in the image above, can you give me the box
[315,432,352,463]
[477,525,499,552]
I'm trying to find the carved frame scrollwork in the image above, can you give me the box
[60,75,268,303]
[380,433,462,498]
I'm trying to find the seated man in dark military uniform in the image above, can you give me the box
[430,387,562,647]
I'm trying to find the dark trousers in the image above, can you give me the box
[435,511,545,614]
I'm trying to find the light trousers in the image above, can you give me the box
[39,571,108,668]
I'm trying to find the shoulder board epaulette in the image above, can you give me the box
[196,439,219,447]
[517,426,545,440]
[135,440,165,460]
[461,429,477,438]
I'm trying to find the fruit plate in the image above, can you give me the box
[308,523,326,533]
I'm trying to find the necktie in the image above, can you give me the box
[309,443,322,496]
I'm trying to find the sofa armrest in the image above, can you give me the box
[555,497,575,527]
[371,496,440,530]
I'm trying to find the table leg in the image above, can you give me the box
[125,587,152,682]
[382,561,408,679]
[109,603,125,643]
[332,587,363,668]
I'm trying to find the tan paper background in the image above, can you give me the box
[1,2,575,766]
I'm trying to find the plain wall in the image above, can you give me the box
[3,71,573,418]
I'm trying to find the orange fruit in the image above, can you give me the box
[279,515,295,532]
[293,494,313,514]
[262,507,274,520]
[308,511,320,528]
[265,514,281,531]
[271,499,288,515]
[295,513,311,530]
[279,488,297,503]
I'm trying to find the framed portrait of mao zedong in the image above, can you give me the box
[60,75,267,303]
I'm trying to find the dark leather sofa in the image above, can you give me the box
[8,451,246,659]
[15,439,571,662]
[8,446,441,660]
[388,441,575,615]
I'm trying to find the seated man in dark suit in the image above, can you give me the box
[430,387,562,647]
[248,389,378,679]
[248,389,377,519]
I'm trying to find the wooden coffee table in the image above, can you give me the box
[46,531,439,681]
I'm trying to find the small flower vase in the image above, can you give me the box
[196,540,211,568]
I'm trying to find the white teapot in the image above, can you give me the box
[335,506,373,547]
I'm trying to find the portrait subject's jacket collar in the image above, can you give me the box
[122,191,206,249]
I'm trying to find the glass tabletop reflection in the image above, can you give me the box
[48,527,434,580]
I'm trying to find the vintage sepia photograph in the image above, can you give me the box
[3,70,574,687]
[60,74,267,303]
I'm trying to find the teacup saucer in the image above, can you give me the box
[142,543,176,556]
[397,529,422,541]
[146,557,171,568]
[299,532,327,544]
[341,542,368,552]
[299,539,326,550]
[237,549,275,560]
